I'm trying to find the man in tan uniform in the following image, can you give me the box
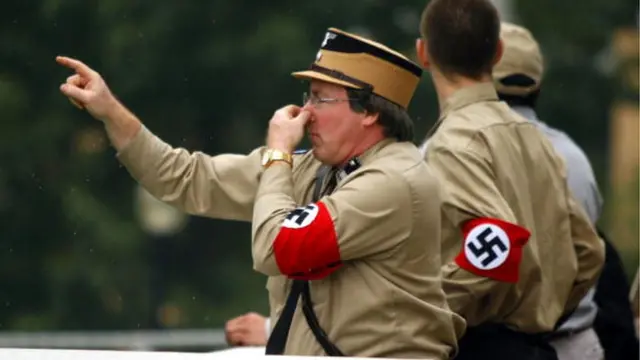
[56,27,465,358]
[414,1,605,359]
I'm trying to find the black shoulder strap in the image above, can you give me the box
[265,280,304,354]
[301,281,345,356]
[265,164,345,356]
[304,164,345,356]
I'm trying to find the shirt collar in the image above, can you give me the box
[439,82,499,119]
[335,138,395,180]
[423,82,499,141]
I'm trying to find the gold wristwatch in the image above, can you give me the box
[261,148,293,168]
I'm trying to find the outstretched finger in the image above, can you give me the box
[56,56,95,78]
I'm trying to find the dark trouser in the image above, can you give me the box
[454,324,559,360]
[593,229,639,360]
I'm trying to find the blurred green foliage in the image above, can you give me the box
[0,0,637,331]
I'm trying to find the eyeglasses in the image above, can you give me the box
[302,92,358,107]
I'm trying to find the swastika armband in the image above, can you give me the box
[454,217,531,283]
[273,201,342,280]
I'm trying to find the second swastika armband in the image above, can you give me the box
[455,218,531,283]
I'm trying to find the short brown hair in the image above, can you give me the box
[420,0,501,80]
[347,89,414,142]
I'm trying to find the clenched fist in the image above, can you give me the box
[56,56,119,122]
[225,312,269,346]
[266,105,311,153]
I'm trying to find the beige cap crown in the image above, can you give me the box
[292,27,423,109]
[493,22,544,96]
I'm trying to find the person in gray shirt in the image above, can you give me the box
[491,22,604,360]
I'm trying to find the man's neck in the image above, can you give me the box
[337,131,386,167]
[432,70,493,108]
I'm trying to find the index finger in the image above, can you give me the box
[56,56,95,78]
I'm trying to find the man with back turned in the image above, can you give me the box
[415,1,605,359]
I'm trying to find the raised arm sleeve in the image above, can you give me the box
[117,126,263,222]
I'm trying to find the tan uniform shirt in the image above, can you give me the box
[423,83,605,333]
[117,127,465,358]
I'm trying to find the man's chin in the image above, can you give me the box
[311,147,325,161]
[309,137,321,153]
[312,148,339,166]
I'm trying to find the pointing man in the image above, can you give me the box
[57,27,464,358]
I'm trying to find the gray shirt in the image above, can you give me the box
[511,105,603,333]
[512,106,603,224]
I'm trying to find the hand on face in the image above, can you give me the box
[266,105,311,153]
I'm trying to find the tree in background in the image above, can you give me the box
[0,0,431,331]
[0,0,635,332]
[515,0,639,274]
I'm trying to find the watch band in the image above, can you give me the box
[262,148,293,168]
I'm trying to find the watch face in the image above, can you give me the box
[261,150,270,166]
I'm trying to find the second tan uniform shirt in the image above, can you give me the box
[423,83,605,333]
[117,127,465,358]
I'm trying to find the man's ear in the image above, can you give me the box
[415,38,431,69]
[493,38,504,66]
[362,112,379,127]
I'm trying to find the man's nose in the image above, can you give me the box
[302,102,311,110]
[302,103,315,117]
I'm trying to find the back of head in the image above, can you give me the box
[493,22,544,107]
[420,0,500,80]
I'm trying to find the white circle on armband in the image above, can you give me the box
[282,204,319,229]
[463,224,511,270]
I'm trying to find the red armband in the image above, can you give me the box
[454,217,530,283]
[273,202,342,280]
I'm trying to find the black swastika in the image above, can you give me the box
[286,205,316,226]
[467,227,508,267]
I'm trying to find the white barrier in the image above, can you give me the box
[0,347,267,360]
[0,348,206,360]
[0,330,227,351]
[207,347,266,357]
[0,347,378,360]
